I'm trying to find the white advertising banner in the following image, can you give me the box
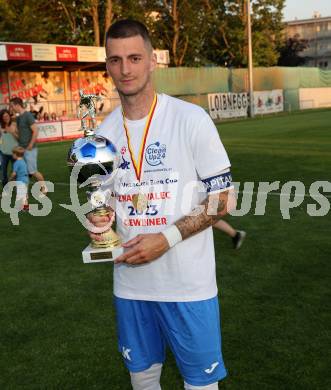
[78,46,106,62]
[32,44,56,61]
[62,119,82,139]
[37,121,62,142]
[299,88,331,109]
[253,89,284,114]
[154,50,170,65]
[0,45,7,61]
[208,92,249,120]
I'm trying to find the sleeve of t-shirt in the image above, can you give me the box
[13,161,18,173]
[27,112,36,126]
[191,113,232,194]
[191,113,231,178]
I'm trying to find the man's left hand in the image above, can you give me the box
[115,233,170,265]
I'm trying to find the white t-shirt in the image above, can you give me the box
[97,94,231,302]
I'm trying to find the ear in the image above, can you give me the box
[150,51,157,72]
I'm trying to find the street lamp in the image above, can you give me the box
[247,0,254,117]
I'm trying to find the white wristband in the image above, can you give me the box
[162,225,182,248]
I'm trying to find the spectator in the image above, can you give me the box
[60,110,68,120]
[9,97,47,195]
[0,109,18,187]
[43,112,50,121]
[50,112,58,121]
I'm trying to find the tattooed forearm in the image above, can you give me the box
[175,191,230,240]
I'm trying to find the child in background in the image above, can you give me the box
[9,146,29,211]
[214,220,246,249]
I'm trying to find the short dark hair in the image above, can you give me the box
[10,97,24,107]
[105,19,152,50]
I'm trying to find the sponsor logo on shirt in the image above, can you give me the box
[120,146,127,155]
[145,141,166,166]
[119,156,130,170]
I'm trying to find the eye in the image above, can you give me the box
[131,56,141,63]
[108,58,119,65]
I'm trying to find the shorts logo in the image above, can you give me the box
[122,346,131,361]
[145,141,166,166]
[204,361,219,374]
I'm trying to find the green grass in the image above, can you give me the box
[1,109,330,389]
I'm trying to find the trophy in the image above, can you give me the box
[67,90,123,263]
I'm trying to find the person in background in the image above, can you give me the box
[43,112,50,121]
[9,146,29,211]
[50,112,58,121]
[213,220,246,249]
[0,109,18,188]
[60,110,68,120]
[9,97,47,195]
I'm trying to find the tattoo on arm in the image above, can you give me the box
[175,192,229,240]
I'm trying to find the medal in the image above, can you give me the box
[122,94,157,215]
[122,94,157,182]
[132,193,149,213]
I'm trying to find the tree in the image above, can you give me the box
[0,1,62,43]
[0,0,287,68]
[277,34,309,66]
[202,0,285,67]
[148,0,214,66]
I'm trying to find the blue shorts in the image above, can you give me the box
[114,296,227,386]
[24,148,38,174]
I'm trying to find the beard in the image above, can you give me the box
[117,75,151,98]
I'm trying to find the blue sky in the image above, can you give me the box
[283,0,331,21]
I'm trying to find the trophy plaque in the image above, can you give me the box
[67,90,123,263]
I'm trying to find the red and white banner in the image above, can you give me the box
[6,44,32,61]
[56,46,78,62]
[1,42,169,65]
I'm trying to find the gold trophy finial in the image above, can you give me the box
[78,89,102,136]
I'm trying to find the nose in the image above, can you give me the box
[121,59,131,76]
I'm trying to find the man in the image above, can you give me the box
[89,20,236,390]
[9,97,46,193]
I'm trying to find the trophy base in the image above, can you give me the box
[82,244,123,263]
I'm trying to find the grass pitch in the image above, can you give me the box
[1,109,330,389]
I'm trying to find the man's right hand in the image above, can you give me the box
[87,210,115,242]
